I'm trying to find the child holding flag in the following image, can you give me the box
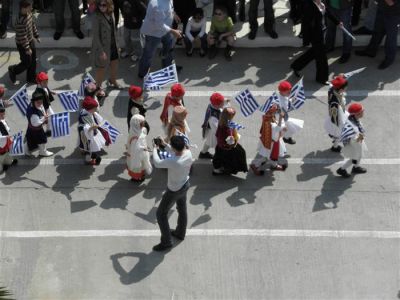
[336,103,367,178]
[126,114,152,182]
[35,72,56,136]
[250,104,288,175]
[0,102,18,173]
[25,90,53,157]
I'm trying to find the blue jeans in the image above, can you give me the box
[325,7,352,55]
[138,33,174,77]
[365,9,400,63]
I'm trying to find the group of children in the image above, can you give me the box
[0,74,367,180]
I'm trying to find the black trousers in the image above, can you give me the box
[12,41,37,82]
[290,41,328,83]
[113,0,121,28]
[156,181,189,246]
[248,0,275,32]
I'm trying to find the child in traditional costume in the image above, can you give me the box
[78,96,110,165]
[126,114,152,182]
[250,104,288,175]
[35,72,56,136]
[324,75,348,152]
[336,103,367,178]
[127,85,146,130]
[212,107,247,175]
[0,102,17,173]
[160,83,185,129]
[0,86,11,108]
[166,106,190,144]
[25,90,53,157]
[199,92,226,159]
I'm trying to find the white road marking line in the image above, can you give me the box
[9,89,400,98]
[15,158,400,166]
[1,229,399,239]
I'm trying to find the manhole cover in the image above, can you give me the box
[40,50,79,71]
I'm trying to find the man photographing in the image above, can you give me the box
[152,135,193,251]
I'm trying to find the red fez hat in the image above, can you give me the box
[331,76,347,90]
[171,83,185,98]
[0,86,5,97]
[278,81,292,93]
[129,85,143,99]
[36,72,49,83]
[210,92,224,106]
[347,103,364,115]
[82,96,99,110]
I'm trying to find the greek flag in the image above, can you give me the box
[50,112,70,138]
[289,78,306,110]
[259,92,279,113]
[143,64,178,91]
[234,89,259,117]
[158,150,172,160]
[9,84,29,116]
[10,131,24,156]
[101,120,121,144]
[78,73,95,97]
[340,122,357,143]
[58,91,79,112]
[343,67,366,79]
[228,120,245,130]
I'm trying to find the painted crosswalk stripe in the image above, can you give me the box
[1,229,399,239]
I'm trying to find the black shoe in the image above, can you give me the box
[53,31,63,40]
[353,26,372,35]
[291,68,301,78]
[199,151,213,159]
[224,46,233,61]
[95,156,102,165]
[0,30,6,39]
[176,65,183,73]
[266,30,278,39]
[171,230,185,241]
[186,47,193,57]
[138,73,144,79]
[352,166,367,174]
[11,159,18,166]
[74,30,84,39]
[3,165,9,171]
[316,79,329,86]
[8,66,16,84]
[152,243,172,251]
[336,168,351,178]
[199,49,206,57]
[338,53,351,64]
[45,130,52,137]
[248,30,257,40]
[283,137,296,145]
[355,50,376,58]
[378,60,393,70]
[330,145,342,152]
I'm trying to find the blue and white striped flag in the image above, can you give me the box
[234,88,259,117]
[228,120,245,130]
[101,120,121,144]
[343,67,366,79]
[50,112,70,138]
[259,92,279,113]
[78,73,95,97]
[9,84,29,116]
[10,131,24,156]
[58,91,79,112]
[289,78,306,110]
[143,64,178,91]
[158,150,172,160]
[340,122,357,143]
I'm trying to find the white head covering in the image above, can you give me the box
[129,114,145,138]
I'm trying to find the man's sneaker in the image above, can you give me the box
[336,168,351,178]
[8,66,16,84]
[152,243,172,252]
[352,166,367,174]
[330,145,342,152]
[199,151,213,159]
[171,229,184,241]
[250,164,264,176]
[283,137,296,144]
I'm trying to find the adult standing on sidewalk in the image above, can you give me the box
[355,0,400,70]
[248,0,278,40]
[8,0,40,85]
[152,135,193,251]
[138,0,182,79]
[0,0,10,39]
[92,0,121,89]
[53,0,85,40]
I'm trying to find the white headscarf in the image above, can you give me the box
[129,114,145,139]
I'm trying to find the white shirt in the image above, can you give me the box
[185,17,206,41]
[30,106,46,127]
[152,147,192,191]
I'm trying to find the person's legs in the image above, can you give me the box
[263,0,276,34]
[156,190,177,246]
[174,184,189,238]
[364,9,386,55]
[123,27,134,55]
[26,41,37,82]
[113,0,120,27]
[12,45,32,76]
[53,0,66,33]
[363,0,377,31]
[184,36,194,55]
[313,42,329,83]
[138,35,161,77]
[340,7,353,56]
[324,7,338,51]
[0,0,10,36]
[290,47,315,72]
[67,0,82,32]
[352,0,362,26]
[248,0,260,33]
[95,67,106,88]
[109,59,119,84]
[382,14,400,65]
[160,32,174,68]
[200,34,208,54]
